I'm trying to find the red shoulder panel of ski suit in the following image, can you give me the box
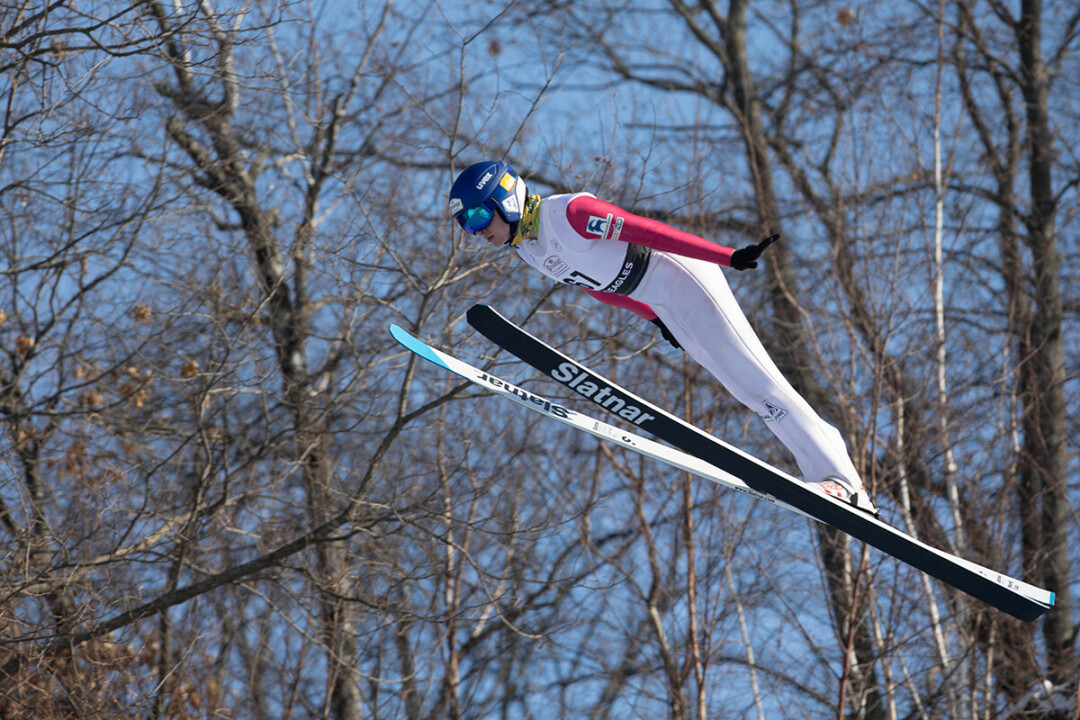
[564,195,734,320]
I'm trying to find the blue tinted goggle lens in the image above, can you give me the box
[457,204,495,233]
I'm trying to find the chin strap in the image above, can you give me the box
[507,195,542,246]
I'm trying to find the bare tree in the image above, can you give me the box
[474,0,1078,717]
[953,0,1078,704]
[2,0,1075,718]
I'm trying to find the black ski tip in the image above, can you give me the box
[467,304,506,343]
[466,303,498,327]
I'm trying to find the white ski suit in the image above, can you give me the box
[512,192,863,491]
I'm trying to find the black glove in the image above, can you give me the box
[729,232,779,271]
[650,317,681,349]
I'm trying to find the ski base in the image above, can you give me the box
[461,304,1054,622]
[390,324,811,518]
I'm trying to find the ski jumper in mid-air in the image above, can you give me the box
[449,160,876,514]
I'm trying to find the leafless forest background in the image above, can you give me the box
[1,1,1077,718]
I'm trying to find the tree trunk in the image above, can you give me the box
[1015,0,1074,686]
[151,3,364,714]
[720,3,883,715]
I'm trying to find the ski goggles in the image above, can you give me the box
[455,203,495,234]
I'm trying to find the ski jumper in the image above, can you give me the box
[513,192,863,490]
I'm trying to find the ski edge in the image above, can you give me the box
[465,304,1055,621]
[389,324,812,519]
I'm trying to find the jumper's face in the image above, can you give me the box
[477,211,511,247]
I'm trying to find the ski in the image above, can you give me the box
[465,304,1055,622]
[389,324,813,520]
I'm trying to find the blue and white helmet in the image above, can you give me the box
[448,161,527,235]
